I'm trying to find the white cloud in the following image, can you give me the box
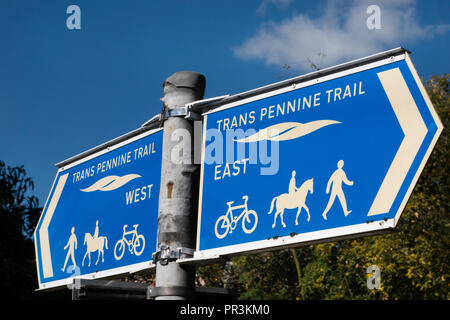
[234,0,450,71]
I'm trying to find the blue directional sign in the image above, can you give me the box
[195,51,443,260]
[34,128,162,289]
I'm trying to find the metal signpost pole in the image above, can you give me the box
[153,71,206,300]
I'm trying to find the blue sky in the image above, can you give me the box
[0,0,449,205]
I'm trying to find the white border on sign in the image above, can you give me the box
[203,54,405,116]
[196,115,208,252]
[34,171,60,287]
[392,52,444,225]
[37,261,155,291]
[194,51,443,262]
[186,219,395,263]
[34,127,163,290]
[58,127,163,172]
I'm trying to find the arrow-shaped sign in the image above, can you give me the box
[192,49,443,262]
[34,128,163,290]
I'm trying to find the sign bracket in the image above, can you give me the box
[152,245,194,266]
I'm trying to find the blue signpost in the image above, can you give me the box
[34,128,163,290]
[33,48,443,293]
[194,51,443,260]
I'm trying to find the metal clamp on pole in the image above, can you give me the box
[147,286,195,299]
[177,247,195,260]
[162,105,201,121]
[152,245,194,266]
[152,245,176,266]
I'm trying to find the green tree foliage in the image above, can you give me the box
[0,161,42,299]
[196,74,449,299]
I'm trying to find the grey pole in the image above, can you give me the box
[154,71,205,300]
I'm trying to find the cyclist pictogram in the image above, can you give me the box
[214,195,258,239]
[114,224,145,260]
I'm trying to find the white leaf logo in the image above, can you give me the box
[234,120,341,143]
[80,174,141,192]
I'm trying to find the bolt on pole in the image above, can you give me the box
[154,71,205,300]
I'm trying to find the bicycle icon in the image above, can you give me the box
[214,195,258,239]
[114,224,145,260]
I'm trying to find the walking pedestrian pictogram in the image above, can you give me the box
[322,160,354,220]
[61,227,77,272]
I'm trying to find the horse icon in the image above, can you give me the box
[268,178,314,228]
[82,233,108,266]
[82,221,108,267]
